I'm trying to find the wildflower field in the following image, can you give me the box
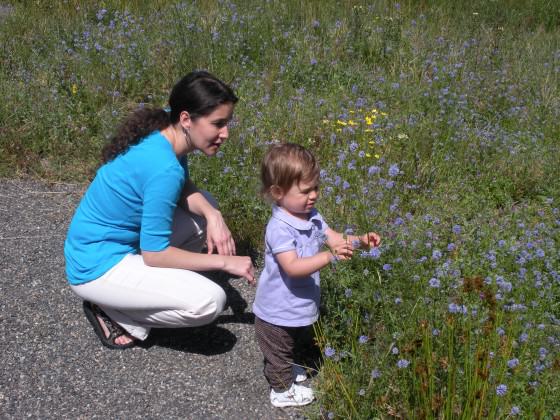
[1,0,559,417]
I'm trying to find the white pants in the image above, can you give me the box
[70,194,227,340]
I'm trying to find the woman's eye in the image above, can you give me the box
[212,119,230,128]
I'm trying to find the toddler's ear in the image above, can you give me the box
[270,185,284,201]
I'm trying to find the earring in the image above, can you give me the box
[182,126,192,143]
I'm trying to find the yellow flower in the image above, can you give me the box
[366,153,372,158]
[380,112,388,117]
[368,141,375,145]
[375,153,380,159]
[365,129,373,133]
[336,120,347,126]
[348,120,358,126]
[71,84,78,95]
[322,119,330,124]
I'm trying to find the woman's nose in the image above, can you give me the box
[220,125,229,139]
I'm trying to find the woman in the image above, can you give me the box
[64,71,255,349]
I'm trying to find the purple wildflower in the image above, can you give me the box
[510,406,520,416]
[448,303,468,314]
[507,358,519,368]
[397,359,410,368]
[388,164,400,177]
[496,384,507,397]
[361,248,381,259]
[368,165,380,176]
[429,278,441,288]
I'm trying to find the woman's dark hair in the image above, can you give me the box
[102,71,238,163]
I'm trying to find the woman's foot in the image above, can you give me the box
[82,301,137,350]
[95,312,135,346]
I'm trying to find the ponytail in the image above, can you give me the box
[101,108,170,163]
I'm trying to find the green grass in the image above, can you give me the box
[1,1,559,417]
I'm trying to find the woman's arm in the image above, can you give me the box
[142,246,255,284]
[180,179,215,217]
[180,179,236,256]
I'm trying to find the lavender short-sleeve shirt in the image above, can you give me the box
[252,205,329,327]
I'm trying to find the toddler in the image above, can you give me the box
[253,143,381,407]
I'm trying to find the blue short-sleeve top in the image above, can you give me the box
[64,131,186,285]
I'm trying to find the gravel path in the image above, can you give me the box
[0,179,312,419]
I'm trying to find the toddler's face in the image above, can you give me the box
[276,179,319,220]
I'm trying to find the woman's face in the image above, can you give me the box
[187,102,234,156]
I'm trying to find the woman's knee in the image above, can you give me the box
[185,284,227,324]
[209,285,227,319]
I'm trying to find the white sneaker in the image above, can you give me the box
[292,365,308,383]
[270,383,314,407]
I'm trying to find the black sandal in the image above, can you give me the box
[82,301,136,350]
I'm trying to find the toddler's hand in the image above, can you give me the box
[360,232,381,248]
[331,242,354,261]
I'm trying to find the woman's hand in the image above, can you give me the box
[206,210,236,256]
[359,232,381,248]
[223,256,256,285]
